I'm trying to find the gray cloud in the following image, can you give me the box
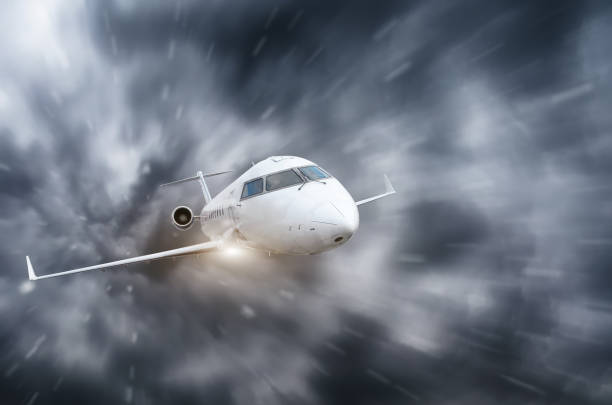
[1,0,612,404]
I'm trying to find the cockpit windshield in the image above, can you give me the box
[241,178,263,199]
[299,166,329,180]
[265,169,303,191]
[241,166,332,200]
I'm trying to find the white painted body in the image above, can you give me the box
[199,156,359,255]
[25,155,394,280]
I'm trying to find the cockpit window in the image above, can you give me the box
[299,166,329,180]
[241,178,263,199]
[265,169,303,191]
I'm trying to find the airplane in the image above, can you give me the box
[26,156,395,280]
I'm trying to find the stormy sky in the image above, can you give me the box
[1,0,612,404]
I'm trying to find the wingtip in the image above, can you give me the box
[383,174,396,194]
[26,256,37,281]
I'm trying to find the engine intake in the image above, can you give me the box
[172,206,194,230]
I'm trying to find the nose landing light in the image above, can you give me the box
[334,236,344,243]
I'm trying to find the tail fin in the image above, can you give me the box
[160,170,232,204]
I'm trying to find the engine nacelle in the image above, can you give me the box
[172,206,194,230]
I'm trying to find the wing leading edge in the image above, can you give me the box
[26,240,221,281]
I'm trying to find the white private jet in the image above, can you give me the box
[26,156,395,280]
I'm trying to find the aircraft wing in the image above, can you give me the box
[26,240,221,281]
[355,174,396,206]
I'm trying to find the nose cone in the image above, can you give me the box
[338,203,359,234]
[297,178,360,253]
[343,208,359,234]
[331,200,359,244]
[312,181,359,247]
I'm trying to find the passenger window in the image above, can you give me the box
[266,170,303,191]
[241,178,264,198]
[299,166,329,180]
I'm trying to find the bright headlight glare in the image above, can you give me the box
[224,246,241,256]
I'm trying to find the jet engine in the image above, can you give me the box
[172,206,194,230]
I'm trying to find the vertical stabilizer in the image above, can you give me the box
[196,171,212,204]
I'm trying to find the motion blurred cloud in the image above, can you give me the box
[1,0,612,404]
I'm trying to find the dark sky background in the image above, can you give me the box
[1,0,612,404]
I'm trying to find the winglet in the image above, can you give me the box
[383,174,395,194]
[26,256,37,281]
[355,174,396,206]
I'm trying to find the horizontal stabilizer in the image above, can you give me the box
[160,170,232,204]
[159,170,232,188]
[356,174,396,206]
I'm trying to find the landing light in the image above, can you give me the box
[223,246,242,256]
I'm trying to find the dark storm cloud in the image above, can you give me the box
[402,199,491,265]
[94,0,416,118]
[306,311,594,404]
[92,0,592,139]
[0,133,42,199]
[1,0,612,404]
